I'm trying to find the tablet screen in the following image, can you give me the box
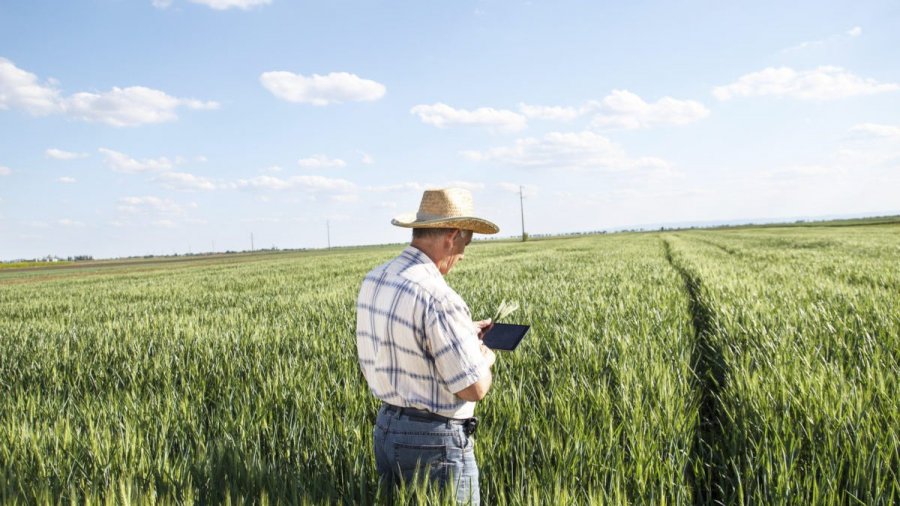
[483,323,530,351]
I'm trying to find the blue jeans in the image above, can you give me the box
[373,404,480,505]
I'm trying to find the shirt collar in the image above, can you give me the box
[402,245,442,278]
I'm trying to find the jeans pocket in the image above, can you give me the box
[393,442,449,485]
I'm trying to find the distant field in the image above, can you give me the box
[0,221,897,504]
[0,260,72,270]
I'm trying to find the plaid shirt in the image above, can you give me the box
[356,246,489,419]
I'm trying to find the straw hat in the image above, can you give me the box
[391,188,499,234]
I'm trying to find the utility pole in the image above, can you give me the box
[251,233,255,252]
[519,185,527,241]
[326,220,331,249]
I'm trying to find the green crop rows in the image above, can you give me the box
[0,222,897,504]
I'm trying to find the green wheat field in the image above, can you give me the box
[1,219,898,504]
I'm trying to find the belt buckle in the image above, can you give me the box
[463,417,478,436]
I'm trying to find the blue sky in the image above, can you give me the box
[1,0,899,260]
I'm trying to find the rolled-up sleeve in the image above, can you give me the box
[424,297,490,394]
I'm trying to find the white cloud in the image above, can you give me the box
[46,148,89,160]
[462,130,669,171]
[517,103,581,121]
[152,219,177,228]
[65,87,219,127]
[260,71,386,105]
[837,148,895,168]
[58,219,85,227]
[758,163,845,181]
[518,92,708,129]
[235,175,355,192]
[440,180,485,192]
[763,122,900,182]
[835,146,900,168]
[153,0,270,9]
[297,154,347,169]
[331,194,359,203]
[410,102,527,131]
[367,181,485,193]
[99,148,174,173]
[181,99,219,110]
[0,57,62,115]
[367,182,428,193]
[783,26,863,53]
[57,177,77,184]
[0,58,218,126]
[117,196,193,215]
[0,166,11,176]
[360,152,375,164]
[172,155,208,165]
[836,123,900,168]
[155,171,216,191]
[235,175,293,190]
[587,90,709,129]
[779,164,844,177]
[713,66,899,101]
[290,175,355,192]
[240,216,286,224]
[849,123,900,139]
[189,0,271,10]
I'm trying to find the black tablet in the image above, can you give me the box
[483,323,530,351]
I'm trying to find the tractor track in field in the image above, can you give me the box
[662,237,731,505]
[691,237,741,257]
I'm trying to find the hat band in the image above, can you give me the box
[416,211,467,221]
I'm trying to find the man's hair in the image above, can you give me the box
[412,227,471,240]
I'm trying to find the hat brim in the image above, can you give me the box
[391,214,499,235]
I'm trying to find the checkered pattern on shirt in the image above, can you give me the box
[356,246,489,419]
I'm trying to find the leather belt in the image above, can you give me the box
[382,403,479,436]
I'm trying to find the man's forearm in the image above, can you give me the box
[456,343,495,401]
[456,369,492,401]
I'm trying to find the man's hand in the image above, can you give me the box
[475,319,496,367]
[474,318,494,340]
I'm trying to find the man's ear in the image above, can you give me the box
[445,229,460,248]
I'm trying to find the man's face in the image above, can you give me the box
[438,229,472,275]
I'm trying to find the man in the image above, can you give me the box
[356,188,499,504]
